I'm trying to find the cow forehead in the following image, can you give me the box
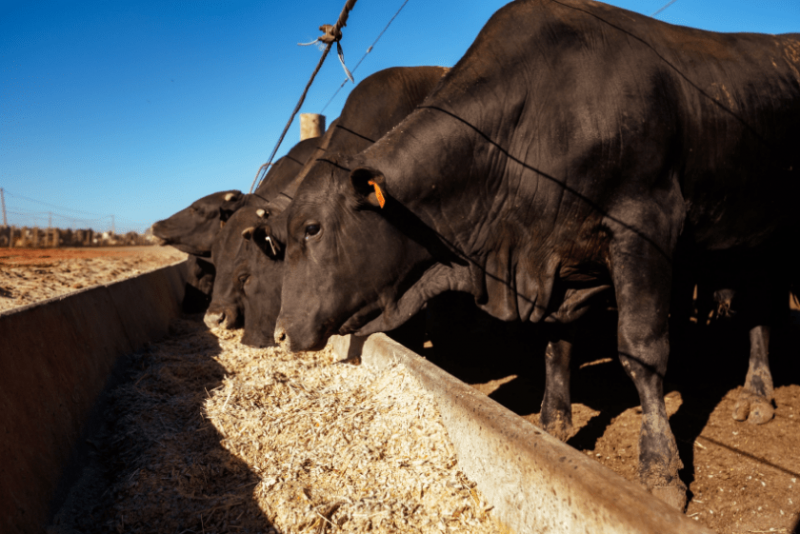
[297,155,352,196]
[233,246,256,274]
[291,176,354,223]
[214,212,255,253]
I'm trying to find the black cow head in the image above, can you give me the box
[205,200,269,331]
[239,222,285,348]
[152,190,245,257]
[274,161,439,352]
[205,200,284,348]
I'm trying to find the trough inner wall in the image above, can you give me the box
[0,261,189,534]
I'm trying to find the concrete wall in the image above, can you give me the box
[0,261,189,534]
[331,334,715,534]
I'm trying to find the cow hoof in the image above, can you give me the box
[747,398,774,425]
[732,397,750,421]
[733,392,774,425]
[542,418,573,442]
[651,483,688,511]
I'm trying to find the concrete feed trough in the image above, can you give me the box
[1,259,711,533]
[0,261,190,534]
[331,334,713,534]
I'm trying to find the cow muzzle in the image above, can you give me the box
[274,318,330,353]
[204,306,239,330]
[242,327,277,348]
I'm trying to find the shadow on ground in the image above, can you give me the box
[48,315,276,534]
[389,292,800,501]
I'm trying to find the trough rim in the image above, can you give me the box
[0,255,188,320]
[331,333,715,534]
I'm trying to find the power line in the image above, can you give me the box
[0,188,7,226]
[3,210,144,233]
[651,0,679,17]
[5,210,110,226]
[251,0,360,193]
[6,205,111,222]
[2,188,112,218]
[1,194,149,235]
[321,0,412,113]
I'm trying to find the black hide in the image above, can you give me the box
[276,0,800,509]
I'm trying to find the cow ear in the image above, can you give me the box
[222,191,243,203]
[219,191,244,222]
[248,223,284,259]
[351,168,388,209]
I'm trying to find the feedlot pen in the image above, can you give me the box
[1,252,797,534]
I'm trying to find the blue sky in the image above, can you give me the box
[2,0,799,234]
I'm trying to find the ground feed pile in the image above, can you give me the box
[0,247,186,312]
[50,318,502,534]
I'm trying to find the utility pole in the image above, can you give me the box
[0,188,6,227]
[48,211,52,228]
[111,214,115,234]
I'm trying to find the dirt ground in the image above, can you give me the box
[412,294,800,534]
[0,246,187,313]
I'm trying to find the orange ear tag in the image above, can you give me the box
[367,180,386,208]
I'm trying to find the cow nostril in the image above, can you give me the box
[274,327,287,344]
[221,309,240,330]
[203,311,225,330]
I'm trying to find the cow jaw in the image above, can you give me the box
[242,327,277,348]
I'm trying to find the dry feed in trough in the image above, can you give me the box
[206,329,502,533]
[49,318,503,534]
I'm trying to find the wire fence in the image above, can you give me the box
[0,187,150,235]
[320,0,411,113]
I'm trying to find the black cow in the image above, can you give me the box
[208,66,449,346]
[690,273,795,424]
[182,256,216,313]
[197,123,343,331]
[203,197,276,335]
[273,0,800,508]
[205,205,284,346]
[151,189,245,257]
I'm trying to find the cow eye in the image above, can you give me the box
[304,223,321,239]
[238,273,250,287]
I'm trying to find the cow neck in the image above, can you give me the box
[282,120,339,200]
[351,104,558,327]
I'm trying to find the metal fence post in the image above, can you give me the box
[1,188,7,227]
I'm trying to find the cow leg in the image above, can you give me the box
[733,325,774,424]
[610,238,687,510]
[723,279,778,425]
[540,329,573,441]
